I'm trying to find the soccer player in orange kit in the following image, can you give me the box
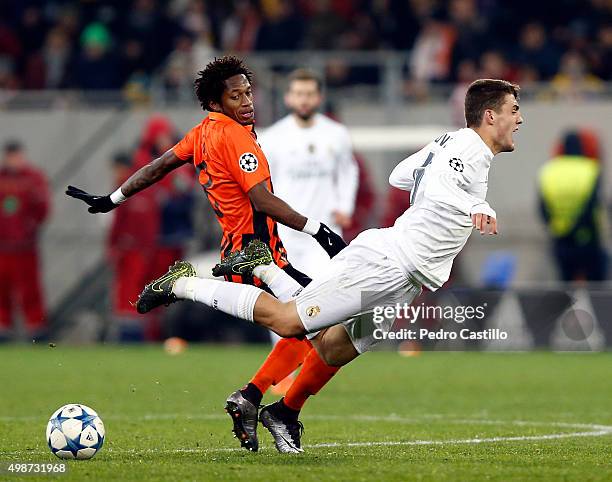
[66,56,346,453]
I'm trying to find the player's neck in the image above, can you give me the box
[470,127,499,156]
[292,113,316,128]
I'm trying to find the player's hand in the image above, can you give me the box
[471,212,498,235]
[312,222,347,257]
[332,211,353,229]
[66,185,117,214]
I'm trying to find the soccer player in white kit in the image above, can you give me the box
[259,69,358,351]
[260,69,358,277]
[138,79,523,452]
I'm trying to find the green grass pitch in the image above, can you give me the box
[1,345,611,481]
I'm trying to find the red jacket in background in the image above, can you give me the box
[108,187,159,251]
[343,153,377,242]
[0,165,50,251]
[381,186,411,228]
[133,114,194,196]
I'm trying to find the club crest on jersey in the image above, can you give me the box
[449,157,464,172]
[239,152,258,172]
[306,306,320,318]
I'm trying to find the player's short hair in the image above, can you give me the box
[194,56,253,111]
[112,151,132,167]
[4,139,23,153]
[464,79,520,127]
[287,68,322,92]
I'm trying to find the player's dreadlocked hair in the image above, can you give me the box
[194,56,254,112]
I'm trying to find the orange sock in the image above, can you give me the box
[283,348,340,411]
[250,337,312,394]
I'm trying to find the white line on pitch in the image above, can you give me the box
[3,414,612,457]
[4,427,612,458]
[2,412,611,432]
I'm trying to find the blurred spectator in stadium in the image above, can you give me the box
[538,129,608,282]
[42,28,73,89]
[591,25,612,81]
[18,6,46,57]
[23,27,73,90]
[162,34,195,100]
[179,0,212,40]
[256,0,304,50]
[550,51,604,99]
[409,15,456,83]
[448,0,488,77]
[406,13,456,98]
[514,22,560,80]
[162,31,215,101]
[0,56,18,91]
[220,0,261,52]
[75,22,119,90]
[133,115,195,285]
[118,38,148,89]
[449,59,478,126]
[107,152,159,342]
[302,0,345,49]
[124,0,176,74]
[178,0,216,70]
[479,50,517,81]
[0,0,612,95]
[0,140,50,341]
[0,18,21,61]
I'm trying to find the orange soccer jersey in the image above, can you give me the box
[173,112,288,281]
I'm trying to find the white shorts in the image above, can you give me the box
[295,229,423,353]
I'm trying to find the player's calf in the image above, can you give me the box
[310,325,360,367]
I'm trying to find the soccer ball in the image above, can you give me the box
[46,404,105,460]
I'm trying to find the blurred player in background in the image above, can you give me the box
[133,114,195,278]
[0,140,50,341]
[138,79,523,453]
[133,115,196,340]
[261,68,358,278]
[259,69,358,392]
[107,152,159,341]
[66,56,347,453]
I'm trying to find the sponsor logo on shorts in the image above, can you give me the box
[306,306,320,318]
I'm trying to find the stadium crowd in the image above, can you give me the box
[0,0,610,94]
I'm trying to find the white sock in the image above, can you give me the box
[253,264,304,302]
[172,277,262,322]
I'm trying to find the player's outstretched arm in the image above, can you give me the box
[248,182,347,257]
[66,150,189,214]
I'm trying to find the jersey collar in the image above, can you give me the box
[465,128,494,160]
[208,112,255,132]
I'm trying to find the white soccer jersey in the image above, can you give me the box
[259,113,358,274]
[386,127,495,289]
